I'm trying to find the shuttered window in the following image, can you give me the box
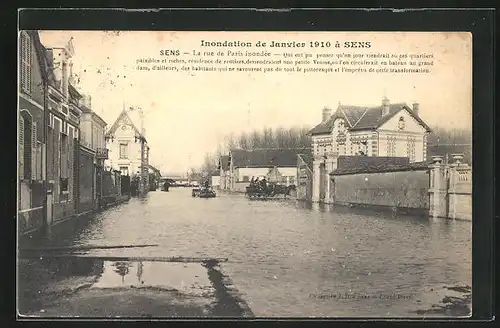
[20,32,32,94]
[53,118,61,202]
[19,116,25,179]
[47,126,54,180]
[31,123,37,180]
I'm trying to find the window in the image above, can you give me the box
[387,136,396,157]
[47,126,54,180]
[407,138,416,162]
[19,111,37,180]
[36,142,42,180]
[61,133,69,178]
[20,32,32,94]
[120,166,129,176]
[119,143,128,159]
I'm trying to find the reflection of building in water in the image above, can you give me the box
[136,261,144,284]
[113,261,131,283]
[47,257,104,278]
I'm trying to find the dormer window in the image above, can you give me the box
[398,117,405,130]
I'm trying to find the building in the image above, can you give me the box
[105,109,150,192]
[308,98,432,203]
[148,164,162,190]
[76,94,108,212]
[228,148,308,192]
[296,153,314,202]
[18,30,48,234]
[218,155,231,190]
[44,36,81,225]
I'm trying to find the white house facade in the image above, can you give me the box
[309,98,432,203]
[228,148,308,192]
[104,110,149,178]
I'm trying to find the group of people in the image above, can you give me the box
[249,176,269,190]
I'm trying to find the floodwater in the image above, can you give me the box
[19,187,472,317]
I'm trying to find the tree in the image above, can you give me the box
[238,132,251,149]
[250,130,262,149]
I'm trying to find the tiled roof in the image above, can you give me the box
[332,155,430,175]
[309,102,431,135]
[230,148,310,168]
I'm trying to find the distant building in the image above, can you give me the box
[76,93,108,212]
[105,109,149,178]
[228,148,308,192]
[308,98,432,203]
[218,155,231,190]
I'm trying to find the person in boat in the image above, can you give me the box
[204,179,209,189]
[250,176,255,186]
[260,177,267,190]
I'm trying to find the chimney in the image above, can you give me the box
[68,62,75,85]
[412,102,420,116]
[81,95,92,108]
[382,97,390,116]
[322,107,332,122]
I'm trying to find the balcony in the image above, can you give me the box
[96,147,109,159]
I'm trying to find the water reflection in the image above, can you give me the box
[112,261,131,283]
[33,189,471,317]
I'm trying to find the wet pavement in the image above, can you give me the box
[18,188,472,318]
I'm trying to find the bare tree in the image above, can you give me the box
[262,127,274,148]
[249,130,262,149]
[239,132,251,149]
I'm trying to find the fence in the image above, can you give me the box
[101,170,122,206]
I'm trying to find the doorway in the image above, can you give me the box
[319,163,326,202]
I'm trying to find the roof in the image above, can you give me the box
[105,110,146,142]
[309,102,432,135]
[427,144,472,164]
[148,164,161,176]
[298,153,314,170]
[230,148,310,168]
[331,156,431,175]
[27,30,49,85]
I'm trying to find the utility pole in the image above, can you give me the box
[139,107,146,197]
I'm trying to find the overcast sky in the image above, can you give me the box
[39,31,472,174]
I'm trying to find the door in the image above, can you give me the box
[319,163,326,201]
[330,178,335,202]
[46,191,53,226]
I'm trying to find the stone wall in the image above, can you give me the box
[331,169,429,210]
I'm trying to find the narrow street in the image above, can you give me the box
[19,188,472,318]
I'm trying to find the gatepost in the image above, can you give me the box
[428,156,447,218]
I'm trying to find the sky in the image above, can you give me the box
[39,31,472,174]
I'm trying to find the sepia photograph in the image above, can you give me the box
[17,29,473,318]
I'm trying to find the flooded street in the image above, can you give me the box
[19,188,472,318]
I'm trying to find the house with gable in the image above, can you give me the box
[217,155,231,190]
[104,109,150,189]
[308,97,432,203]
[228,148,308,192]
